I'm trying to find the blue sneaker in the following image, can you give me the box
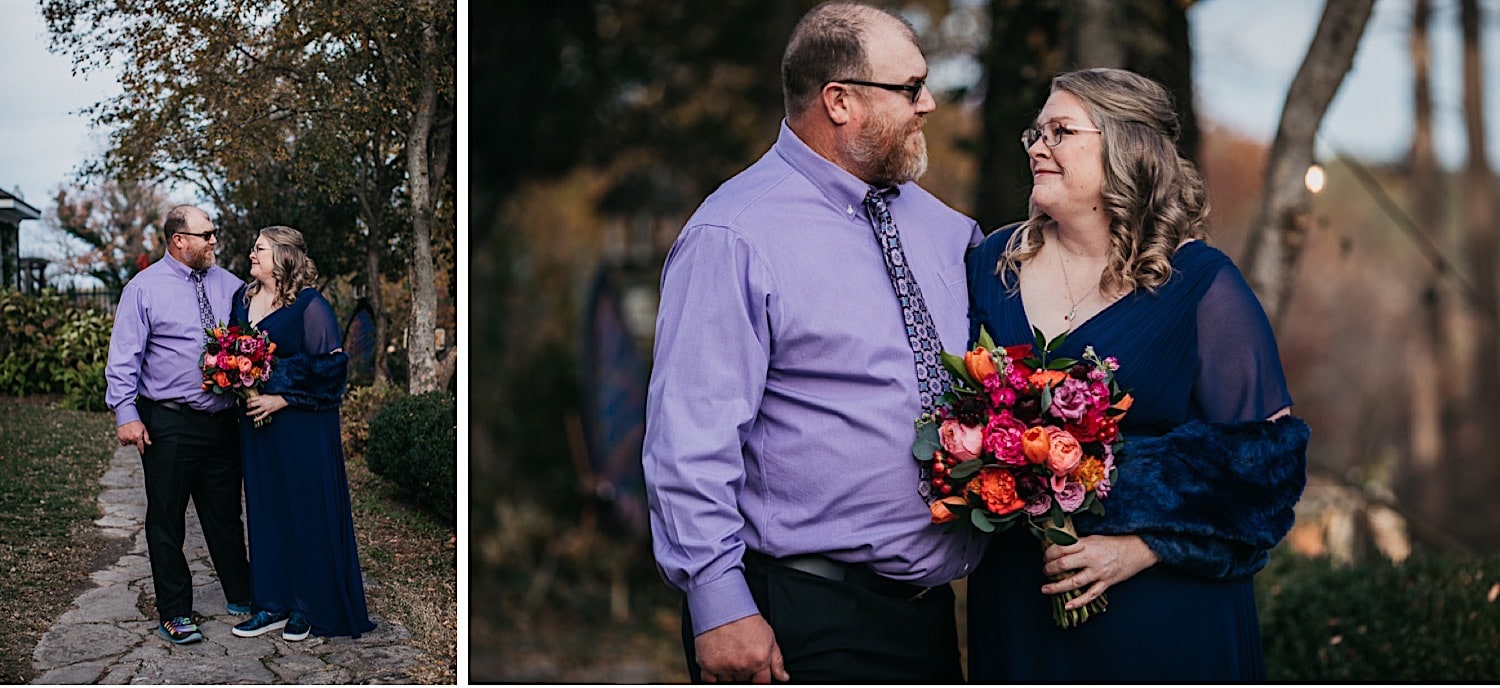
[157,616,203,644]
[282,611,311,641]
[226,600,252,615]
[231,609,289,638]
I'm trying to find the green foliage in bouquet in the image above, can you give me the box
[1257,549,1500,681]
[366,391,457,524]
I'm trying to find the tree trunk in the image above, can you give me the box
[1075,0,1123,68]
[1240,0,1374,326]
[1404,0,1451,528]
[405,14,440,395]
[975,0,1065,230]
[366,228,390,385]
[1458,0,1499,550]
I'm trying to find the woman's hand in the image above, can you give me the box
[245,393,289,423]
[1040,534,1159,609]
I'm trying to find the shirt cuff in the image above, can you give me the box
[115,403,140,427]
[685,568,758,637]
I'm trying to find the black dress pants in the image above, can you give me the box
[681,555,964,683]
[138,399,251,621]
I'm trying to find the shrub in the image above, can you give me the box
[365,391,456,523]
[0,291,110,405]
[1257,550,1500,681]
[341,382,406,457]
[55,308,115,412]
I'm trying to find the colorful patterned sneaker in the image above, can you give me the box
[231,609,289,638]
[282,611,311,642]
[226,600,252,615]
[156,616,203,645]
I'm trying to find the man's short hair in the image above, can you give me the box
[162,205,204,239]
[781,2,917,118]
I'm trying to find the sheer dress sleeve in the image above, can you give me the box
[1138,260,1299,580]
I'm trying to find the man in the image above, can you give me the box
[642,2,985,682]
[105,204,252,644]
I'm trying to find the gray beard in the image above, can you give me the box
[851,124,928,187]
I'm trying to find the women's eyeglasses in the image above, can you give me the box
[1021,120,1102,149]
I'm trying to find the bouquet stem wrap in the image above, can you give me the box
[1041,516,1107,628]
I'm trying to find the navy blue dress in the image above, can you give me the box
[965,227,1292,682]
[232,286,375,638]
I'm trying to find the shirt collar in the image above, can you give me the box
[773,119,907,222]
[164,252,211,280]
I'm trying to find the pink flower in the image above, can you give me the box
[987,377,1017,407]
[939,420,984,462]
[1048,377,1093,420]
[1045,426,1083,476]
[1024,491,1052,516]
[1055,481,1086,511]
[983,411,1029,466]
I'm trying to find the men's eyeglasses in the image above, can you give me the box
[1021,120,1102,150]
[827,78,927,104]
[177,230,218,241]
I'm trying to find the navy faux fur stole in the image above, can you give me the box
[262,351,348,411]
[1073,416,1310,580]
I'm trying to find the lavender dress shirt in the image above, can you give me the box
[644,121,986,637]
[106,254,242,425]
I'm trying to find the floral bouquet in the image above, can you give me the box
[913,326,1131,627]
[200,321,277,427]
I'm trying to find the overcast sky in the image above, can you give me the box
[1,0,1497,259]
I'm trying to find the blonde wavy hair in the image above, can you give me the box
[998,68,1210,294]
[245,225,320,307]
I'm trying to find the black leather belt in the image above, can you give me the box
[742,550,935,602]
[139,396,234,419]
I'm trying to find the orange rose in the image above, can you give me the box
[965,347,998,382]
[1029,369,1068,389]
[1021,426,1051,464]
[929,496,968,524]
[971,468,1026,515]
[213,371,230,388]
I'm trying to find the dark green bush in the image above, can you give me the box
[341,382,406,458]
[365,391,456,523]
[1257,550,1500,681]
[0,291,111,409]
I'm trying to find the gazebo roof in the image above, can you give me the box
[0,188,41,225]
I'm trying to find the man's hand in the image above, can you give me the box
[1040,534,1159,609]
[117,421,151,455]
[694,614,790,683]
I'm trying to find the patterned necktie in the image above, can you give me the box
[865,188,952,502]
[190,269,216,331]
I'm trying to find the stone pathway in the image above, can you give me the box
[31,445,428,684]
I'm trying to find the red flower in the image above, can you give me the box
[1005,344,1035,377]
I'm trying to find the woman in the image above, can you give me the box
[228,225,375,641]
[965,68,1308,681]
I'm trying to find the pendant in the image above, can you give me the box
[1065,305,1077,321]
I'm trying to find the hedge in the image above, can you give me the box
[365,391,456,523]
[0,291,112,411]
[1257,550,1500,681]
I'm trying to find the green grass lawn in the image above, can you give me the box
[0,396,117,683]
